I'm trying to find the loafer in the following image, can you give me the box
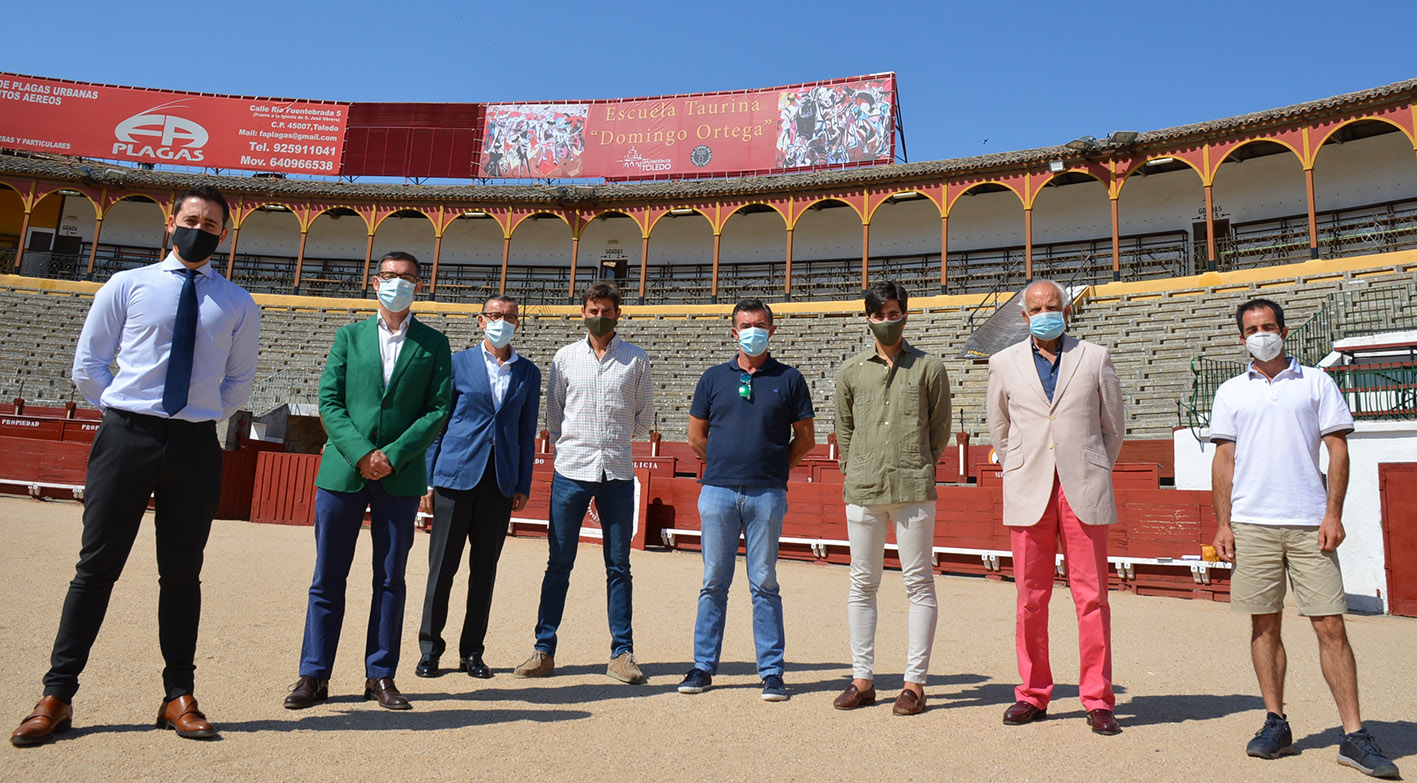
[415,654,441,678]
[364,677,412,710]
[1086,708,1122,735]
[10,695,72,747]
[892,689,926,716]
[460,655,493,679]
[1003,700,1047,725]
[283,675,329,710]
[156,694,216,739]
[512,651,554,678]
[832,683,877,710]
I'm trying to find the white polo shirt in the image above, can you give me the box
[1209,358,1354,527]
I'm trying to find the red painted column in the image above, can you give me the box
[638,235,649,303]
[499,236,511,295]
[1304,167,1320,259]
[1110,197,1121,281]
[860,222,870,290]
[1023,207,1034,280]
[86,216,104,276]
[784,228,794,299]
[939,214,949,292]
[1204,184,1217,271]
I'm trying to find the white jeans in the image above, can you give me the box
[845,501,938,684]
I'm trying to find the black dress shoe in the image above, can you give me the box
[364,677,412,710]
[283,676,328,710]
[460,655,493,679]
[1003,700,1047,725]
[415,654,441,678]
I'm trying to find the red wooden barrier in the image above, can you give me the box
[217,449,260,521]
[250,452,321,526]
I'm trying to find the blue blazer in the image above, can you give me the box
[426,346,541,498]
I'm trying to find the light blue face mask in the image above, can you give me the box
[737,326,770,357]
[378,277,416,313]
[484,318,515,349]
[1028,310,1066,341]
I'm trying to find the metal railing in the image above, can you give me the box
[246,369,294,416]
[1328,362,1417,420]
[1185,279,1417,428]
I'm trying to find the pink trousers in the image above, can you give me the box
[1009,476,1114,712]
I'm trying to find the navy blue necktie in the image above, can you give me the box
[162,268,198,416]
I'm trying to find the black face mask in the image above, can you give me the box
[172,225,221,264]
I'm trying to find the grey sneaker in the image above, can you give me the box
[607,653,646,684]
[1246,712,1295,759]
[512,651,554,678]
[760,674,788,702]
[1338,728,1400,779]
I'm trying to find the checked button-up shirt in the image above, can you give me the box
[546,334,654,482]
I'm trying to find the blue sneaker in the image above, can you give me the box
[1246,712,1295,759]
[1338,728,1400,779]
[760,674,788,702]
[677,669,712,694]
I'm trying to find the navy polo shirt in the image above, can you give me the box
[690,356,815,490]
[1030,334,1066,402]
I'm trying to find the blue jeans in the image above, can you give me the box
[692,484,787,678]
[533,471,635,658]
[299,483,419,679]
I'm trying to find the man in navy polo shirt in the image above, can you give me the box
[677,299,815,702]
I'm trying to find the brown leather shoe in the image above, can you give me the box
[1003,700,1047,725]
[156,694,216,739]
[892,689,926,716]
[10,696,72,747]
[283,675,329,710]
[1086,708,1122,735]
[364,677,412,710]
[832,683,877,711]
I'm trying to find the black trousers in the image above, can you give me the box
[43,409,221,701]
[418,454,515,659]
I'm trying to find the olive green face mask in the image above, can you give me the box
[585,315,617,337]
[868,318,904,346]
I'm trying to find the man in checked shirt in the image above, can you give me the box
[513,281,655,684]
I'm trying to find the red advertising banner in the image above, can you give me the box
[0,73,348,175]
[477,74,895,180]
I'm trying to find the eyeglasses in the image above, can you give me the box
[375,271,418,284]
[738,372,752,400]
[481,311,517,322]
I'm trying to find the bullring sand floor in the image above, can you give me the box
[0,497,1413,782]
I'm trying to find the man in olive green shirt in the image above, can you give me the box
[832,280,951,716]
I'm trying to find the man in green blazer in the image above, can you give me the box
[284,251,452,712]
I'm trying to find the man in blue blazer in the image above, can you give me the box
[415,294,541,679]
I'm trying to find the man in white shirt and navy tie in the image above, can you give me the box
[11,185,260,746]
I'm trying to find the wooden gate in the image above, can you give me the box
[1379,462,1417,617]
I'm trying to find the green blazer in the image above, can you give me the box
[315,315,452,496]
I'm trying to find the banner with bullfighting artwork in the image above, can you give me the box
[476,74,896,180]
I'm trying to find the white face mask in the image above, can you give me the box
[1245,331,1284,362]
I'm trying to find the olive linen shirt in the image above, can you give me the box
[835,341,952,505]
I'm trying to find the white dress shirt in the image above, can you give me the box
[72,253,261,422]
[377,311,412,385]
[546,335,654,481]
[481,342,519,412]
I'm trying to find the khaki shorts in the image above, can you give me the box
[1230,523,1347,616]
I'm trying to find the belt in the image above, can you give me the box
[107,407,216,432]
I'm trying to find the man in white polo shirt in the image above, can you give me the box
[1210,297,1397,780]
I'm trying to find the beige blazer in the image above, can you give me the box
[986,335,1125,527]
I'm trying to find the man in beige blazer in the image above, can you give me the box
[986,279,1125,735]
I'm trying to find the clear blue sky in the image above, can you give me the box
[6,0,1415,166]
